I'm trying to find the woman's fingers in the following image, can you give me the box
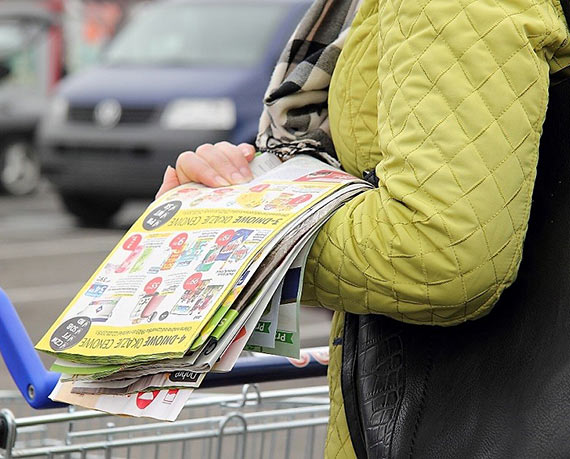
[237,143,256,162]
[212,141,254,182]
[192,142,251,185]
[155,165,181,198]
[156,142,257,199]
[176,149,230,187]
[178,142,255,187]
[196,144,237,184]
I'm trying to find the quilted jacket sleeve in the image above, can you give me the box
[301,0,570,325]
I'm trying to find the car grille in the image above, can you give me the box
[67,105,157,124]
[54,145,151,157]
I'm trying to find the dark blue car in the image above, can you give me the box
[39,0,309,226]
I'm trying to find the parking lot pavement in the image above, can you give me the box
[0,184,332,392]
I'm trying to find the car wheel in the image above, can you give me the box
[60,192,124,228]
[0,140,41,195]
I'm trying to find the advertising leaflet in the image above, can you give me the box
[82,225,318,380]
[246,283,281,348]
[246,236,313,353]
[49,381,193,422]
[36,155,365,364]
[37,154,372,420]
[69,371,206,395]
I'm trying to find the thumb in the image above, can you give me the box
[237,143,256,162]
[155,166,181,199]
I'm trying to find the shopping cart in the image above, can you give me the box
[0,288,330,459]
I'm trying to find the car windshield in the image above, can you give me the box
[104,2,289,67]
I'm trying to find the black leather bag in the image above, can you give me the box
[341,71,570,459]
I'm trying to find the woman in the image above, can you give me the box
[157,0,570,456]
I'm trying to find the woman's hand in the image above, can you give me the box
[155,142,256,198]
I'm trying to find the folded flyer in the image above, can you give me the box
[37,153,372,420]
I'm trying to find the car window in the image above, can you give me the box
[0,19,47,95]
[104,3,290,67]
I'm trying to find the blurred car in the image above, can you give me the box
[0,1,62,195]
[38,0,310,226]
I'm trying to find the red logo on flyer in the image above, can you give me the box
[288,352,310,368]
[169,233,188,249]
[216,230,235,246]
[144,277,162,295]
[183,273,203,292]
[288,194,312,206]
[178,187,199,194]
[123,234,142,251]
[250,184,269,192]
[136,390,160,409]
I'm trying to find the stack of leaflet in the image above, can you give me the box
[36,154,372,420]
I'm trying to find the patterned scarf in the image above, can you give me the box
[256,0,362,168]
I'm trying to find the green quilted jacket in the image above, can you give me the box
[299,0,570,456]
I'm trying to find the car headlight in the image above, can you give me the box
[48,96,69,124]
[161,98,236,130]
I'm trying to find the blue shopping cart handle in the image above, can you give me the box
[0,288,65,409]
